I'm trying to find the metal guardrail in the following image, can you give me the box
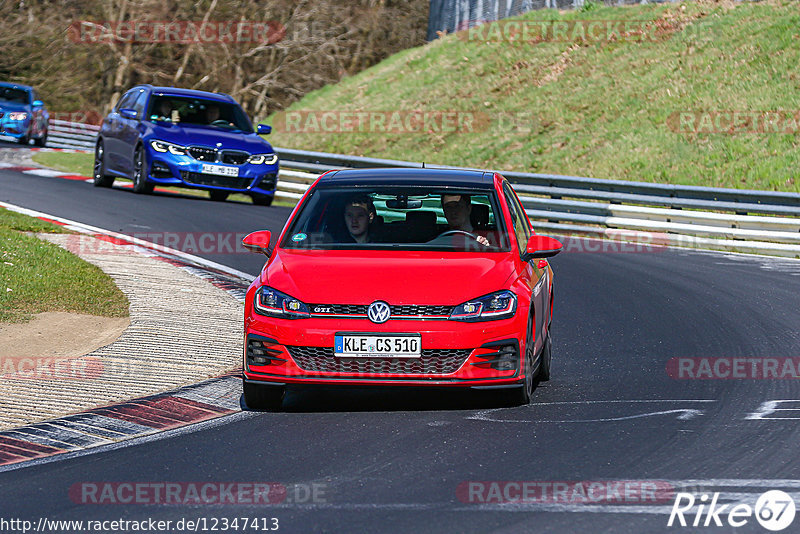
[45,119,99,150]
[37,122,800,257]
[273,147,800,258]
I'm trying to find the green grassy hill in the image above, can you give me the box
[267,0,800,192]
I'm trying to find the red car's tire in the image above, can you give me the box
[243,381,285,411]
[538,333,552,382]
[505,318,535,406]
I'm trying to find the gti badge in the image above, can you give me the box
[367,301,391,324]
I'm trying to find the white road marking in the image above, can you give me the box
[467,400,714,423]
[469,409,705,423]
[21,168,68,177]
[518,399,717,405]
[746,400,800,420]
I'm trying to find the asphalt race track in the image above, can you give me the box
[2,155,800,533]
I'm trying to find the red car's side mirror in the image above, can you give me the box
[242,230,272,255]
[522,235,562,262]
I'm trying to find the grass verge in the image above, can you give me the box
[0,208,130,323]
[31,151,94,177]
[266,0,800,192]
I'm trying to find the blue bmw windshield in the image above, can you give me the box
[0,87,30,104]
[147,95,253,133]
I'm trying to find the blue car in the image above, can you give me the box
[94,85,278,205]
[0,82,49,146]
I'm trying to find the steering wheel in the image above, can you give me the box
[428,230,490,247]
[211,119,231,127]
[437,230,481,241]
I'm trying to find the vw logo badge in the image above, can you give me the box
[367,301,391,324]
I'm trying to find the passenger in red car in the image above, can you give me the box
[343,195,377,243]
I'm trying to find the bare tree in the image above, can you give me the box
[0,0,428,120]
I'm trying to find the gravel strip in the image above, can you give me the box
[0,233,243,430]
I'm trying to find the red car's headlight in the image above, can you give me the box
[254,286,310,319]
[449,290,517,322]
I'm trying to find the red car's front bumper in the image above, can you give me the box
[243,312,528,388]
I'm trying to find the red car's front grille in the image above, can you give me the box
[287,346,471,375]
[392,304,453,316]
[309,304,367,315]
[308,304,453,318]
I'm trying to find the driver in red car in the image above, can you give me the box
[441,194,491,247]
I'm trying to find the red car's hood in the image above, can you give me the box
[264,249,516,305]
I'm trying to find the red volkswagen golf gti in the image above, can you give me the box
[241,168,562,409]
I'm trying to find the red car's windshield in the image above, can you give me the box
[281,186,511,252]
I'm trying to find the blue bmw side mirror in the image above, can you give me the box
[32,100,44,108]
[257,124,272,135]
[120,108,138,120]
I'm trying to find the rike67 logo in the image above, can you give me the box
[668,490,796,531]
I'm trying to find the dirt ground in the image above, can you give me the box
[0,312,129,360]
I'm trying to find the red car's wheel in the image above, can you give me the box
[538,333,552,382]
[506,317,535,406]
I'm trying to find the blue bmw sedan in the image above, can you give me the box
[0,82,49,146]
[94,85,279,205]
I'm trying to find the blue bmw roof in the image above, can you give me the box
[144,85,234,103]
[0,82,33,91]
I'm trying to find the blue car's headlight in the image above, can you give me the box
[248,153,278,165]
[7,112,28,121]
[150,140,187,155]
[450,290,517,322]
[254,287,309,319]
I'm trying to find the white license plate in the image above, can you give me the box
[334,334,421,358]
[201,163,239,177]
